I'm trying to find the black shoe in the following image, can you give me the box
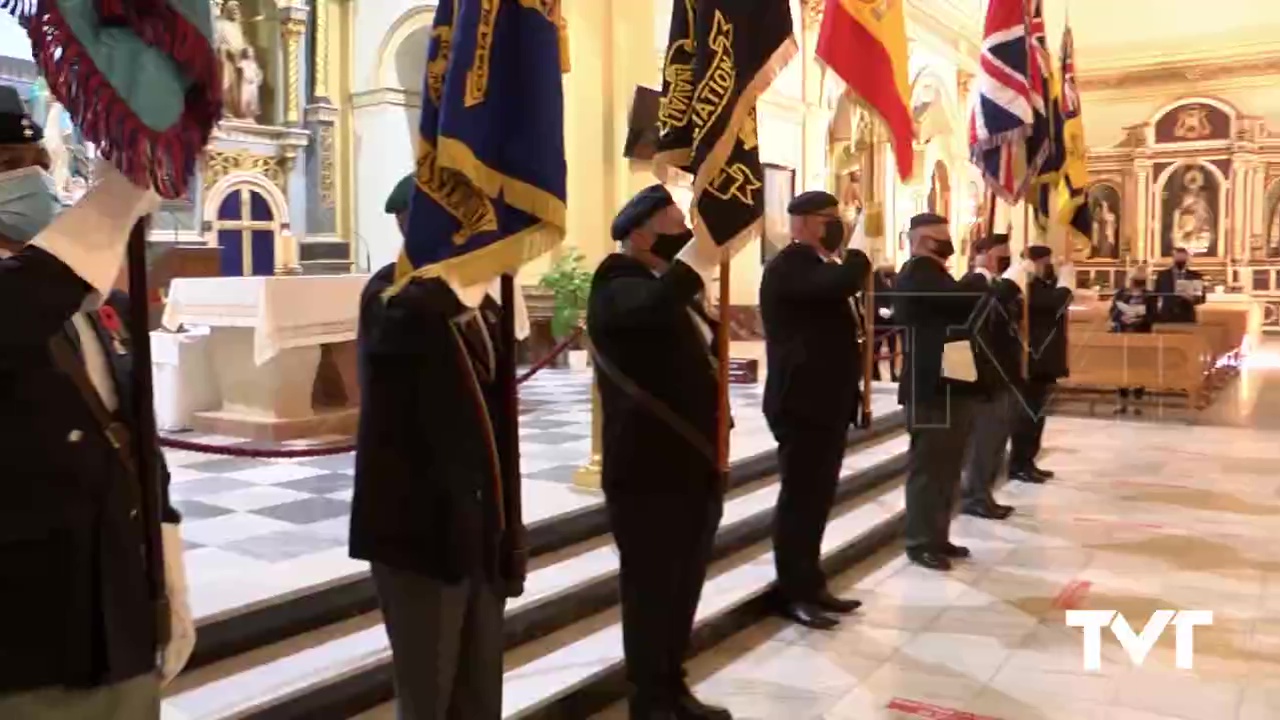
[778,600,840,630]
[940,542,971,559]
[906,548,952,571]
[962,501,1013,520]
[1010,469,1045,484]
[628,699,678,720]
[674,691,733,720]
[813,590,862,614]
[1031,465,1055,480]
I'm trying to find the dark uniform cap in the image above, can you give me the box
[384,174,416,215]
[987,232,1010,247]
[1026,245,1052,261]
[0,85,41,145]
[611,183,674,240]
[786,190,839,215]
[909,212,949,229]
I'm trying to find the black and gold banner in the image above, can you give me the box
[655,0,797,256]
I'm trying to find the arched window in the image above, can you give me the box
[214,185,277,276]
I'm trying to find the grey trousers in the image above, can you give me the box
[372,563,505,720]
[0,673,159,720]
[962,390,1011,507]
[903,396,976,551]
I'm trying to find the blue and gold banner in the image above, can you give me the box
[391,0,568,294]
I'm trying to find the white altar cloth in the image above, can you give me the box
[162,275,370,366]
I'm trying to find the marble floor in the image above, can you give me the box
[169,369,785,621]
[617,415,1280,720]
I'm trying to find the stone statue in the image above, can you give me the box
[214,0,262,121]
[1091,200,1117,259]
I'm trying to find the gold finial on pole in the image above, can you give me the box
[572,371,603,490]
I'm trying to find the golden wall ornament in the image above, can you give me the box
[319,124,336,208]
[204,148,288,193]
[802,0,824,29]
[313,0,330,100]
[282,17,308,124]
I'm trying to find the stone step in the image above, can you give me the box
[188,410,905,670]
[162,432,910,720]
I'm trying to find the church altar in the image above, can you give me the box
[162,275,369,441]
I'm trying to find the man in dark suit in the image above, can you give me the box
[959,235,1019,520]
[350,183,525,720]
[872,265,900,381]
[1007,246,1073,485]
[1153,247,1206,323]
[0,86,193,717]
[759,190,870,630]
[587,184,729,720]
[893,213,989,571]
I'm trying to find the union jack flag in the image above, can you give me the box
[969,0,1042,203]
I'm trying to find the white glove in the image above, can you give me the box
[877,307,892,319]
[846,213,870,255]
[159,523,196,685]
[674,231,719,289]
[31,161,160,296]
[1057,261,1075,289]
[1002,258,1035,291]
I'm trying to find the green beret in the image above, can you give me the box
[385,174,416,215]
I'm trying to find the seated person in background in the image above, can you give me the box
[1153,247,1205,323]
[1110,267,1159,415]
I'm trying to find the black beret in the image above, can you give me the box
[987,232,1010,247]
[1026,245,1052,261]
[385,174,416,215]
[611,183,674,240]
[0,85,41,145]
[786,190,839,215]
[909,212,949,230]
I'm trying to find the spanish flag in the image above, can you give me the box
[815,0,914,181]
[1056,25,1092,242]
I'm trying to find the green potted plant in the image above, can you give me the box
[539,249,592,369]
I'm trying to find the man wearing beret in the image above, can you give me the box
[587,183,729,719]
[0,85,195,718]
[893,213,990,571]
[759,190,870,630]
[349,175,526,719]
[958,234,1019,520]
[1004,245,1073,485]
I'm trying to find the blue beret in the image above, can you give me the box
[0,85,41,145]
[611,184,674,240]
[786,190,838,215]
[1026,245,1052,261]
[384,174,416,215]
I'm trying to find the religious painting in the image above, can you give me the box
[1085,183,1121,260]
[760,164,794,264]
[1159,162,1220,258]
[1153,102,1232,144]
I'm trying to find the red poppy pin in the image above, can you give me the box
[96,305,130,356]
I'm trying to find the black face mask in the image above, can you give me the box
[1043,267,1057,284]
[1174,260,1187,270]
[1132,280,1145,289]
[652,229,693,263]
[996,256,1012,273]
[931,239,955,259]
[819,218,845,253]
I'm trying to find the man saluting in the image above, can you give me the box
[760,190,871,630]
[588,184,729,719]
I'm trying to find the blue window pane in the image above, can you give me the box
[217,229,244,276]
[218,193,242,222]
[250,229,275,276]
[249,190,273,222]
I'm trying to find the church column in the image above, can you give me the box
[300,0,347,272]
[1133,157,1153,262]
[279,4,310,126]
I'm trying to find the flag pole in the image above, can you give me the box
[717,259,732,490]
[1021,201,1032,378]
[859,120,878,426]
[499,274,528,592]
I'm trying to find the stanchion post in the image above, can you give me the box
[573,355,603,491]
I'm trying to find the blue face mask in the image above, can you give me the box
[0,166,59,244]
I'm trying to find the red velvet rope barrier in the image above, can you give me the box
[159,326,587,459]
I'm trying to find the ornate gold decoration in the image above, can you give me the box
[204,149,288,193]
[802,0,825,28]
[1173,106,1213,140]
[313,0,330,99]
[319,124,336,208]
[957,69,973,101]
[282,17,308,124]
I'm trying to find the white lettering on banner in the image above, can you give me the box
[1066,610,1213,670]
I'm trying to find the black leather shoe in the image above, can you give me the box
[940,542,971,559]
[628,700,678,719]
[1010,470,1045,484]
[906,548,952,571]
[962,502,1013,520]
[1031,465,1055,480]
[779,601,840,630]
[674,691,733,720]
[814,590,863,614]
